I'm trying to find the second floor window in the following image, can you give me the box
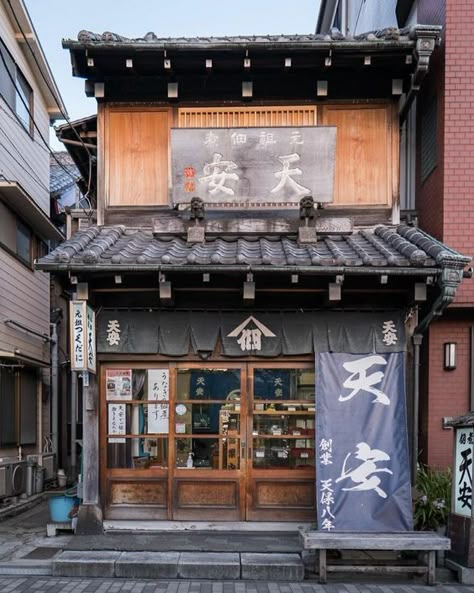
[0,38,33,134]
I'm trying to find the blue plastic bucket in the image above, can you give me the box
[48,495,77,523]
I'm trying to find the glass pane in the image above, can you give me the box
[105,369,169,401]
[176,437,219,469]
[107,403,169,436]
[177,368,240,401]
[107,438,168,469]
[253,369,315,401]
[175,403,240,435]
[252,413,314,437]
[175,437,240,470]
[253,438,315,469]
[16,220,31,264]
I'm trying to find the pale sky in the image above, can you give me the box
[24,0,321,148]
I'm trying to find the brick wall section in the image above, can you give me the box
[443,0,474,304]
[422,319,470,468]
[416,42,445,240]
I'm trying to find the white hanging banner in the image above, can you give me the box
[70,301,96,373]
[70,301,86,370]
[108,403,126,443]
[86,305,96,373]
[147,369,169,434]
[454,427,473,517]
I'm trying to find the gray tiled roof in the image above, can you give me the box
[50,153,80,195]
[35,224,470,273]
[73,27,412,46]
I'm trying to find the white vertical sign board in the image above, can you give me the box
[86,305,96,373]
[454,427,473,517]
[147,369,169,434]
[108,403,126,443]
[70,301,96,373]
[70,301,86,370]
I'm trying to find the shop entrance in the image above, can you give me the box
[102,362,316,521]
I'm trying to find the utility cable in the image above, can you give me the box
[0,48,81,185]
[7,0,95,163]
[0,133,53,195]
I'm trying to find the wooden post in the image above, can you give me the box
[427,550,436,585]
[76,370,103,534]
[319,549,327,584]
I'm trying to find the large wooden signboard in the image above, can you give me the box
[171,126,336,206]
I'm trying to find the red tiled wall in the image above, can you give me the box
[415,44,445,241]
[443,0,474,304]
[421,319,470,469]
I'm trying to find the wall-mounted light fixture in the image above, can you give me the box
[242,81,253,98]
[168,82,178,99]
[444,342,456,370]
[243,272,255,301]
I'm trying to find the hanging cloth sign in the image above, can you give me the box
[96,311,406,356]
[316,351,412,531]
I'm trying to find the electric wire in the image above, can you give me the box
[0,132,52,195]
[0,47,80,185]
[0,101,48,154]
[6,0,95,162]
[354,0,367,36]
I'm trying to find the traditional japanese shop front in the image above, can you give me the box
[97,310,408,522]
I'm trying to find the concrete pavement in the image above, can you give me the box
[0,577,473,593]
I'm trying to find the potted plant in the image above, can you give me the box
[413,464,451,533]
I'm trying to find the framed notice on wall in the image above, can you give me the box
[106,369,132,400]
[147,369,169,434]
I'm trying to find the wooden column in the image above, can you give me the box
[76,371,103,534]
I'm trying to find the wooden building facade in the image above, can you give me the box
[37,26,470,532]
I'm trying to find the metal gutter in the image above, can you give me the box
[63,39,417,52]
[35,262,441,276]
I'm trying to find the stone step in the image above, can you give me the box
[51,550,305,580]
[0,559,53,576]
[241,553,304,581]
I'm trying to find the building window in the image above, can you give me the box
[0,368,37,447]
[420,96,437,183]
[0,38,33,134]
[16,219,32,265]
[0,201,35,267]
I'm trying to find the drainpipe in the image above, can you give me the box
[50,323,59,459]
[411,262,468,481]
[70,370,78,480]
[412,333,423,484]
[341,0,348,36]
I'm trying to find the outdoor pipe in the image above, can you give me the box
[412,333,422,485]
[71,369,78,480]
[50,322,59,460]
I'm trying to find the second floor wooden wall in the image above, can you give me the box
[100,101,399,213]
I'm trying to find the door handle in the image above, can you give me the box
[241,441,246,460]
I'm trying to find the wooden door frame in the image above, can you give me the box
[245,361,316,521]
[100,358,316,521]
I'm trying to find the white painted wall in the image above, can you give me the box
[0,2,50,214]
[0,248,50,363]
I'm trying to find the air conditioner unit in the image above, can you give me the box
[27,453,56,481]
[0,465,10,498]
[0,460,27,498]
[11,461,26,495]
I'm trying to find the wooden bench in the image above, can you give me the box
[300,530,450,585]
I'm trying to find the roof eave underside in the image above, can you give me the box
[34,262,443,276]
[63,39,417,53]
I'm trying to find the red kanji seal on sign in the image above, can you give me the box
[184,167,195,178]
[184,182,196,192]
